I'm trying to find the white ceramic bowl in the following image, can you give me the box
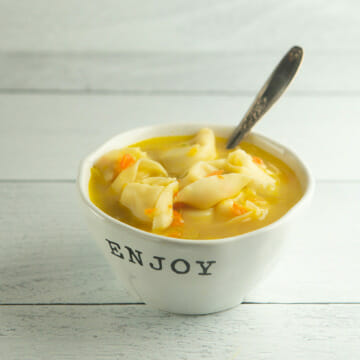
[77,123,314,315]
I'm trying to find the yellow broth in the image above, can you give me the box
[89,135,303,240]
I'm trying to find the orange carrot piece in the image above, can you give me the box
[252,156,263,165]
[112,153,136,180]
[232,203,248,216]
[171,210,184,227]
[120,153,136,170]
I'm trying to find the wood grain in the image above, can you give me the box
[0,52,359,93]
[1,304,359,359]
[0,0,359,52]
[1,182,359,304]
[0,94,359,180]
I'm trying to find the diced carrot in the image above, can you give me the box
[144,208,155,217]
[252,156,263,165]
[173,190,179,198]
[168,204,173,209]
[112,153,136,180]
[171,210,184,227]
[232,202,248,216]
[120,153,136,170]
[205,170,224,177]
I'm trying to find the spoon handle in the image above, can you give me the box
[226,46,304,149]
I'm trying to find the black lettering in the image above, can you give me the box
[196,261,216,275]
[171,259,190,274]
[149,256,166,271]
[105,239,124,259]
[125,246,143,266]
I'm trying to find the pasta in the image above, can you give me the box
[226,149,277,194]
[157,128,217,176]
[111,158,168,194]
[94,147,147,182]
[120,177,178,230]
[89,128,303,239]
[176,174,250,209]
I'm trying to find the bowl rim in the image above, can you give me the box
[77,122,315,245]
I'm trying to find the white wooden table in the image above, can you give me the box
[1,1,360,358]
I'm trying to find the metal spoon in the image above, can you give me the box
[226,46,304,149]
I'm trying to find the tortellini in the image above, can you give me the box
[226,149,277,193]
[215,190,269,224]
[120,178,179,231]
[111,158,168,194]
[152,181,179,230]
[157,128,217,176]
[94,147,147,182]
[179,159,227,189]
[120,182,164,223]
[176,174,250,209]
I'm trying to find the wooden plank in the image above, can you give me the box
[1,304,359,359]
[0,52,359,93]
[0,94,359,180]
[1,182,359,304]
[0,0,359,52]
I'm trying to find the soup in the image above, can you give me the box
[89,128,303,239]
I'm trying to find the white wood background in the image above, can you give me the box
[1,1,360,359]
